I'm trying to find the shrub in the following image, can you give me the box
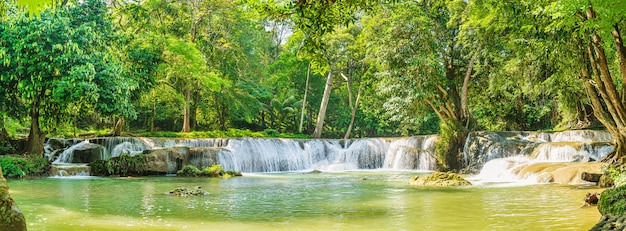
[89,154,147,176]
[204,164,224,177]
[176,164,241,178]
[0,141,15,155]
[262,129,279,137]
[177,165,202,177]
[0,156,50,178]
[90,160,108,176]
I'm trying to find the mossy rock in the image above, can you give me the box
[169,187,208,197]
[589,214,626,231]
[598,185,626,216]
[409,172,472,187]
[0,167,27,231]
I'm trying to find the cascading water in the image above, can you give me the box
[48,136,439,174]
[46,130,613,181]
[469,130,614,185]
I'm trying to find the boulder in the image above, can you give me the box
[409,172,471,187]
[599,174,615,188]
[589,214,626,231]
[144,147,189,174]
[169,186,207,197]
[582,172,603,183]
[71,143,104,163]
[0,167,27,231]
[591,185,626,230]
[186,147,219,170]
[598,185,626,216]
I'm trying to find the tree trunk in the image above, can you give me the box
[182,88,191,132]
[313,71,333,138]
[26,104,45,156]
[150,98,156,132]
[461,53,477,122]
[343,72,363,140]
[611,24,626,104]
[113,118,124,136]
[190,95,198,130]
[299,62,311,134]
[0,114,7,141]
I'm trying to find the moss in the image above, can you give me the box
[598,185,626,216]
[410,172,472,186]
[435,120,466,172]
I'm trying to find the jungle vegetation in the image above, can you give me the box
[1,0,626,170]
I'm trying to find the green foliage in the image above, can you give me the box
[0,141,14,155]
[262,129,279,137]
[609,165,626,187]
[435,120,465,172]
[205,164,224,177]
[136,129,265,138]
[598,185,626,216]
[0,156,50,178]
[89,154,147,176]
[176,164,240,178]
[177,165,202,177]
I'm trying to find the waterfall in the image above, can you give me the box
[47,129,613,178]
[469,130,614,185]
[50,136,439,173]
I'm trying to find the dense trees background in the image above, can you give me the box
[2,0,625,163]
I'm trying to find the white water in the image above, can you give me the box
[48,136,439,173]
[469,130,614,185]
[47,130,614,181]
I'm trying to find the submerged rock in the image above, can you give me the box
[0,167,27,231]
[169,186,208,197]
[583,192,601,207]
[409,172,471,186]
[306,170,322,174]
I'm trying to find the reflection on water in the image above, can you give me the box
[9,172,600,231]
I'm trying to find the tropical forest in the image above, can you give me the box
[0,0,625,230]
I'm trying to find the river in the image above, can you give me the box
[9,171,600,231]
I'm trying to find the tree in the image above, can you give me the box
[256,0,377,138]
[362,0,476,170]
[0,0,138,155]
[547,0,626,163]
[160,38,220,132]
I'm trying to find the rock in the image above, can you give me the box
[582,172,603,183]
[598,185,626,216]
[589,214,626,231]
[306,170,322,174]
[583,192,601,207]
[71,143,104,163]
[0,167,27,231]
[169,186,208,197]
[409,172,471,187]
[144,147,189,174]
[599,174,615,188]
[186,147,219,170]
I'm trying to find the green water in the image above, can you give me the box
[8,172,600,231]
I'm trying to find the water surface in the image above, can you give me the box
[9,172,600,231]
